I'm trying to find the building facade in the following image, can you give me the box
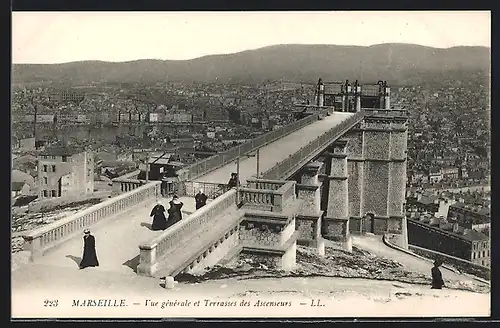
[407,218,490,267]
[37,146,94,199]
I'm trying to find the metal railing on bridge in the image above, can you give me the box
[184,109,329,181]
[181,181,231,199]
[261,111,366,180]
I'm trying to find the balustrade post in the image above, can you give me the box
[137,244,157,276]
[273,192,283,212]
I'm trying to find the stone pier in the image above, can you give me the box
[296,162,325,256]
[238,180,300,271]
[323,140,352,252]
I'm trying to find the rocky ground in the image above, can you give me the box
[11,200,101,253]
[176,245,490,294]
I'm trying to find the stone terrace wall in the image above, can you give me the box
[409,245,491,281]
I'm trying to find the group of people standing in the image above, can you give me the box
[150,195,185,231]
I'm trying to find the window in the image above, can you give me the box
[62,156,67,162]
[482,251,485,257]
[43,177,48,184]
[51,190,57,197]
[43,190,48,197]
[52,165,56,172]
[43,165,47,172]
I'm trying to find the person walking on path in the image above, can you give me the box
[431,259,445,289]
[79,229,99,269]
[195,189,208,210]
[150,200,168,231]
[167,195,184,227]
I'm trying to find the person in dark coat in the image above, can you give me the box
[195,189,208,210]
[80,229,99,269]
[167,195,184,226]
[227,173,239,188]
[150,200,168,231]
[431,259,445,289]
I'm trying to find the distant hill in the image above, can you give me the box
[12,43,490,86]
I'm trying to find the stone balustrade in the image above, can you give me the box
[111,170,143,195]
[363,108,407,118]
[246,178,287,190]
[239,180,296,213]
[137,189,237,277]
[239,187,278,211]
[112,179,145,194]
[22,181,162,260]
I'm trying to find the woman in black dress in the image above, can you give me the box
[431,259,445,289]
[167,195,184,227]
[80,229,99,269]
[150,200,168,231]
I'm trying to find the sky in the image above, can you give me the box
[12,11,491,64]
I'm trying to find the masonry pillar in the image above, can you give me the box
[361,110,408,248]
[323,140,352,252]
[384,85,391,109]
[296,162,325,256]
[355,84,361,112]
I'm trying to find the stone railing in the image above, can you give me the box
[239,180,296,213]
[246,178,287,190]
[22,181,162,260]
[261,111,365,180]
[184,110,328,180]
[362,108,407,118]
[111,170,143,194]
[137,189,237,276]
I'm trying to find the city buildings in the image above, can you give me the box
[37,145,94,199]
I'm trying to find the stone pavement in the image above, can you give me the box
[197,113,354,184]
[12,265,489,318]
[34,196,197,275]
[351,235,483,285]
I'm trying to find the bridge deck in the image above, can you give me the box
[33,196,200,275]
[196,112,354,184]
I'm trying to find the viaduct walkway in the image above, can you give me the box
[16,110,364,276]
[14,109,487,289]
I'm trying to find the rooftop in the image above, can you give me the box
[451,202,490,217]
[11,181,27,192]
[462,229,489,242]
[39,145,84,157]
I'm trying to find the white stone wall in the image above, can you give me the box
[189,228,239,275]
[278,242,297,271]
[387,162,406,217]
[280,218,295,246]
